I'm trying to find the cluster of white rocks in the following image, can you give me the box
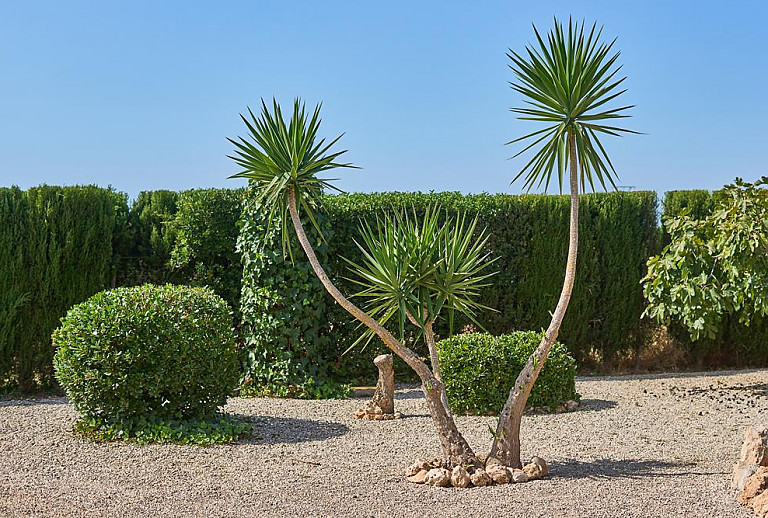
[405,456,548,488]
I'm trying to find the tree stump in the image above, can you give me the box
[354,354,401,420]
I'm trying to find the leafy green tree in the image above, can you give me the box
[490,18,637,468]
[228,99,490,466]
[643,177,768,340]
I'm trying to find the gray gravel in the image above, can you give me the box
[2,369,766,517]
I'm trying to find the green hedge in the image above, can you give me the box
[437,332,578,414]
[0,185,126,390]
[237,189,349,398]
[319,191,659,382]
[169,188,245,313]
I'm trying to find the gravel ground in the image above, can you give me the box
[3,369,767,517]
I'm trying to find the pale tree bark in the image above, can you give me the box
[287,188,477,467]
[488,132,581,468]
[406,310,451,415]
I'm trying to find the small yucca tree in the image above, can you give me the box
[228,99,484,466]
[346,205,496,387]
[490,18,637,468]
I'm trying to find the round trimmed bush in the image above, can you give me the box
[437,332,578,415]
[53,284,239,424]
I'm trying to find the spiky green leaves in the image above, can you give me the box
[507,17,637,192]
[228,98,357,254]
[345,206,497,347]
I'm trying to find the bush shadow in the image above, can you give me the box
[243,415,349,445]
[0,397,69,407]
[576,399,617,412]
[550,458,725,480]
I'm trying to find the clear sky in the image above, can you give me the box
[1,1,766,199]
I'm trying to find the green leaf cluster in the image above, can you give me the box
[644,177,768,341]
[437,332,578,414]
[237,188,349,398]
[507,17,636,191]
[321,190,658,380]
[346,206,496,346]
[53,284,240,429]
[228,98,357,256]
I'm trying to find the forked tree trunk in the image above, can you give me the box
[287,188,477,467]
[488,132,581,468]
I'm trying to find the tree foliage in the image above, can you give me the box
[643,177,768,340]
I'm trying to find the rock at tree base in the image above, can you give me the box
[752,491,768,518]
[406,459,431,477]
[451,466,471,488]
[406,469,428,484]
[425,468,451,487]
[522,457,548,481]
[354,354,401,420]
[565,399,580,412]
[470,468,491,487]
[511,470,529,483]
[487,465,511,484]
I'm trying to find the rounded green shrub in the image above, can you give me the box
[438,332,578,415]
[53,284,247,443]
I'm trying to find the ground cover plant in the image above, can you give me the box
[226,15,636,481]
[52,284,251,445]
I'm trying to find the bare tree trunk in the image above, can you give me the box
[287,188,476,467]
[424,321,441,381]
[488,132,581,468]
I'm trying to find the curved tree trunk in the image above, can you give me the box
[488,132,581,468]
[287,188,476,467]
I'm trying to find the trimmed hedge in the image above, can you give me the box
[437,332,578,414]
[319,191,659,382]
[170,188,245,313]
[53,285,241,439]
[0,185,126,390]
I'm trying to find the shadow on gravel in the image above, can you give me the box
[0,397,68,407]
[247,416,349,445]
[576,399,617,412]
[551,458,726,480]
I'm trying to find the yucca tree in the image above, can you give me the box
[346,206,496,400]
[489,18,637,468]
[228,99,481,466]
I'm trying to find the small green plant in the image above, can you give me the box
[438,332,578,415]
[53,284,249,445]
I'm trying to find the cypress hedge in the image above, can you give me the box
[0,185,126,390]
[237,190,660,386]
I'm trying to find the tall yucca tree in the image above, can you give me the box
[489,18,637,468]
[229,98,479,466]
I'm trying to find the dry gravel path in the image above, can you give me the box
[3,369,767,517]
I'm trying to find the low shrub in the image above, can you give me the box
[53,284,249,444]
[437,332,578,415]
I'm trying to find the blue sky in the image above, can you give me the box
[1,1,766,198]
